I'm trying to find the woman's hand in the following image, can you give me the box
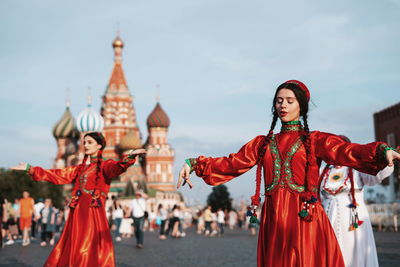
[10,162,28,171]
[177,163,193,189]
[128,149,147,157]
[386,149,400,167]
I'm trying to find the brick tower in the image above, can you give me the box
[101,34,141,160]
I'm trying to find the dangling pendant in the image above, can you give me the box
[299,194,317,222]
[247,206,259,224]
[349,204,363,231]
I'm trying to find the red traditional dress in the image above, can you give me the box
[192,122,389,267]
[27,155,136,267]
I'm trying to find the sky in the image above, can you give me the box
[0,0,399,205]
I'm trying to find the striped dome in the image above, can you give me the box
[147,102,170,128]
[119,130,142,151]
[76,104,104,132]
[52,107,77,139]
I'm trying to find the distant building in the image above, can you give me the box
[51,34,182,210]
[364,102,400,203]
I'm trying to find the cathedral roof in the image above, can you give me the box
[147,102,170,128]
[106,35,128,92]
[118,130,142,151]
[52,107,77,139]
[76,101,104,133]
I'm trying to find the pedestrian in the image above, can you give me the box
[217,208,225,235]
[12,199,21,237]
[203,206,213,236]
[32,198,44,240]
[39,198,57,246]
[157,204,168,240]
[319,135,394,267]
[19,191,34,246]
[0,195,7,248]
[177,80,400,266]
[131,191,148,248]
[119,205,133,238]
[11,132,145,266]
[228,209,237,230]
[112,198,123,242]
[196,210,205,234]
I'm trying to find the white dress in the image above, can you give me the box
[119,217,133,235]
[320,165,393,267]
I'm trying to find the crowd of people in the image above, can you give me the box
[0,192,69,247]
[1,191,259,249]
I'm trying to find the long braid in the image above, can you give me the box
[74,154,88,183]
[302,113,312,198]
[251,114,278,207]
[95,150,103,185]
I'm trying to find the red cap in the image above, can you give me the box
[285,80,310,101]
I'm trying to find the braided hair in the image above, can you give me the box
[251,82,311,206]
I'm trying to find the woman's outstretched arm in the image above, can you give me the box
[102,149,146,180]
[11,162,79,185]
[314,132,400,175]
[178,135,265,188]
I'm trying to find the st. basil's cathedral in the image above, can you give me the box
[51,34,182,210]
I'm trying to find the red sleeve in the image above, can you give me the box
[102,155,137,180]
[193,135,265,186]
[314,131,389,175]
[28,165,80,185]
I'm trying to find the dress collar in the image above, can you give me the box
[280,120,303,133]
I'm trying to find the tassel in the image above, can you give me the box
[90,189,102,208]
[69,189,81,209]
[250,215,259,224]
[298,209,309,218]
[349,204,363,231]
[299,194,317,222]
[250,210,259,224]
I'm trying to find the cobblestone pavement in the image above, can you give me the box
[0,229,399,267]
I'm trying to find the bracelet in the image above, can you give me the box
[381,144,396,162]
[184,159,191,168]
[25,163,31,173]
[185,158,197,174]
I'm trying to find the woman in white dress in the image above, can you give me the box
[119,206,133,238]
[320,136,394,267]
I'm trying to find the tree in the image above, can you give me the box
[0,168,64,208]
[206,184,232,212]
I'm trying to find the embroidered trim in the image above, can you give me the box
[266,135,281,192]
[266,135,305,193]
[281,121,303,133]
[321,167,351,195]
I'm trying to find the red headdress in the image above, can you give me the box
[285,80,310,101]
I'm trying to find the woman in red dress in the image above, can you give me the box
[177,80,400,267]
[12,132,145,267]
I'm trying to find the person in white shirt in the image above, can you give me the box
[130,191,147,248]
[33,198,44,239]
[112,199,124,242]
[320,135,394,267]
[157,204,168,240]
[217,208,225,235]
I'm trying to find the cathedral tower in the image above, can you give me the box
[101,34,140,159]
[145,100,175,191]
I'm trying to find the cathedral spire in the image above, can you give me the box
[107,33,128,93]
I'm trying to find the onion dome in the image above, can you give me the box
[112,36,124,49]
[147,102,170,128]
[76,95,104,132]
[118,130,142,151]
[52,107,77,139]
